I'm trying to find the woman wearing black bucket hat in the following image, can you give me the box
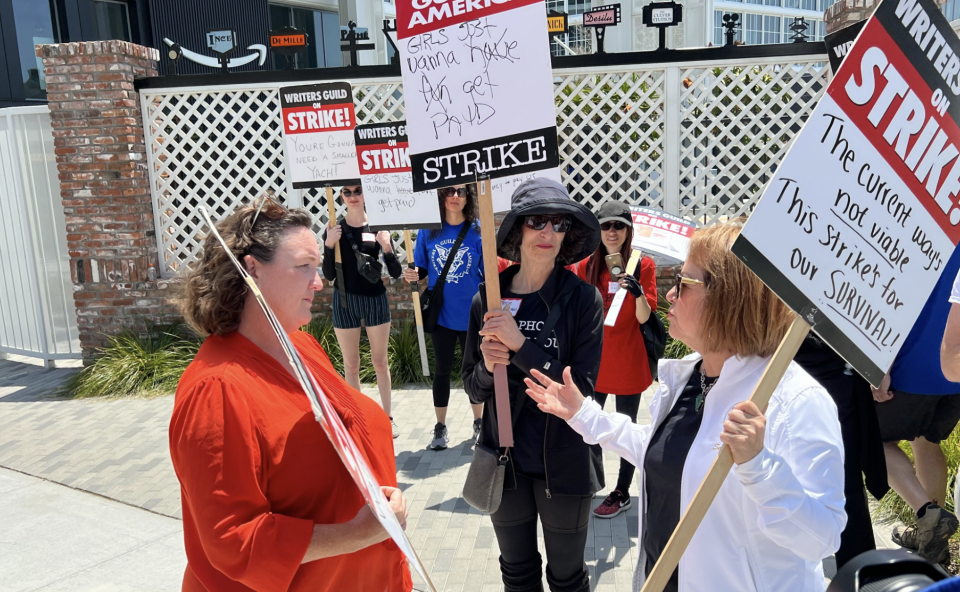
[463,178,604,592]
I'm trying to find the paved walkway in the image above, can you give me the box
[0,354,900,591]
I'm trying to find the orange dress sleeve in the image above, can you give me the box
[170,376,315,592]
[640,256,658,311]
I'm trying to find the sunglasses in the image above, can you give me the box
[341,187,363,197]
[674,274,706,299]
[601,221,629,231]
[440,187,467,198]
[251,194,288,227]
[524,215,572,233]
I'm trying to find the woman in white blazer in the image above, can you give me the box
[525,220,846,592]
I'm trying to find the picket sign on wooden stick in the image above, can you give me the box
[477,177,513,447]
[639,313,811,592]
[604,249,642,327]
[404,230,431,377]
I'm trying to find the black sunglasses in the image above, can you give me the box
[341,187,363,197]
[524,215,572,233]
[674,274,706,299]
[440,187,467,198]
[601,221,629,231]
[251,195,289,227]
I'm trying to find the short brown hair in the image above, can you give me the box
[687,219,793,358]
[181,197,313,337]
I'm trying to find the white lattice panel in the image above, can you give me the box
[677,60,828,226]
[142,56,827,277]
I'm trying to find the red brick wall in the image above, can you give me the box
[39,41,180,360]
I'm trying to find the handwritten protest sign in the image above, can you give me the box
[629,206,696,264]
[395,0,560,191]
[490,168,563,212]
[354,120,442,231]
[731,0,960,387]
[279,82,361,188]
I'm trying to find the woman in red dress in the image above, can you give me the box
[170,197,412,592]
[575,201,659,519]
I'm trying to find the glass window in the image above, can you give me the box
[764,0,781,7]
[548,0,592,55]
[944,0,960,22]
[818,0,838,12]
[12,0,60,100]
[801,0,817,11]
[93,1,132,42]
[715,10,743,45]
[268,4,342,68]
[783,0,799,9]
[764,16,781,43]
[745,13,762,44]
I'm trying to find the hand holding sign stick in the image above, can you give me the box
[196,206,436,592]
[603,249,642,327]
[477,176,513,446]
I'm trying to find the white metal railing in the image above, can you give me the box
[140,51,828,277]
[0,106,81,364]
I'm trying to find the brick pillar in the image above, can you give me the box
[39,41,179,361]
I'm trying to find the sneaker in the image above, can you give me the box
[429,422,449,450]
[390,417,400,440]
[892,524,919,550]
[915,504,959,564]
[473,418,482,440]
[594,490,631,519]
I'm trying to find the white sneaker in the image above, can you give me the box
[429,422,449,450]
[390,417,399,439]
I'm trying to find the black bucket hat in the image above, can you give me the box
[496,177,600,265]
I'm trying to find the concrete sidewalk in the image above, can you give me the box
[0,467,185,592]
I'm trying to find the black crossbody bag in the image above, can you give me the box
[420,224,469,334]
[462,286,575,514]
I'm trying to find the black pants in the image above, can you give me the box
[491,473,592,592]
[593,392,642,494]
[431,324,467,408]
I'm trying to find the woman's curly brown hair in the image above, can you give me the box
[499,216,592,265]
[181,197,313,337]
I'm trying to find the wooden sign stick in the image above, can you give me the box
[404,230,431,377]
[639,314,811,592]
[326,186,341,264]
[477,177,513,447]
[604,249,642,327]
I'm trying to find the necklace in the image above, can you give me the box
[695,367,719,413]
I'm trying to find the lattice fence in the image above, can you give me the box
[141,55,828,277]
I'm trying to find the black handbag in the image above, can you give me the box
[420,224,469,334]
[342,222,384,285]
[641,308,667,380]
[462,286,575,513]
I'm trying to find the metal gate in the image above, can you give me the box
[0,106,81,365]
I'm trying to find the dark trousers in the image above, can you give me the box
[431,325,467,408]
[593,392,642,494]
[491,473,592,592]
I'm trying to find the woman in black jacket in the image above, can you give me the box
[463,178,604,592]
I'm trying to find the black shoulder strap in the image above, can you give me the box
[534,282,576,348]
[342,220,362,252]
[434,223,469,294]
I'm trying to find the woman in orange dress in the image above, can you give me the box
[170,198,412,592]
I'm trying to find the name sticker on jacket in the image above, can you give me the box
[362,233,376,243]
[501,299,521,317]
[608,281,620,294]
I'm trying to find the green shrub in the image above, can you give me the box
[875,430,960,526]
[62,322,200,398]
[658,295,693,360]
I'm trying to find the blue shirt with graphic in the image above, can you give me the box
[889,245,960,395]
[414,222,484,332]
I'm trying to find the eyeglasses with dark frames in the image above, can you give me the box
[600,221,629,231]
[439,187,467,198]
[674,274,706,299]
[341,187,363,197]
[523,215,572,233]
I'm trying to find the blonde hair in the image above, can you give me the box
[687,219,793,358]
[181,198,313,337]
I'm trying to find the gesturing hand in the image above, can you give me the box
[719,401,766,465]
[618,274,643,298]
[524,367,586,421]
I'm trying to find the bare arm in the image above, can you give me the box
[942,303,960,382]
[301,486,407,564]
[634,290,652,324]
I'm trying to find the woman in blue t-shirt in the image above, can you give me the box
[403,185,484,450]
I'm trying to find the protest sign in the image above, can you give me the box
[354,120,442,231]
[824,19,866,74]
[279,82,361,188]
[491,168,563,212]
[731,0,960,388]
[395,0,560,191]
[629,206,696,264]
[604,249,641,327]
